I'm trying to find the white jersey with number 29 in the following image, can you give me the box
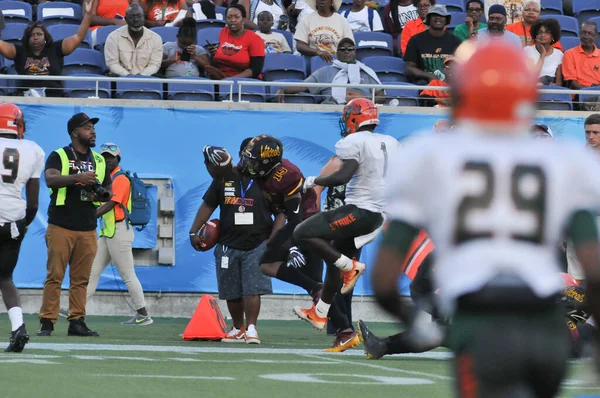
[0,137,45,223]
[385,132,600,314]
[335,131,401,213]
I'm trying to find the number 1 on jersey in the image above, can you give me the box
[1,148,20,184]
[381,142,388,177]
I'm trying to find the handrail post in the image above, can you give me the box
[238,82,242,102]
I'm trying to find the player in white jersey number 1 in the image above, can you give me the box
[292,98,401,341]
[372,41,600,397]
[0,103,44,353]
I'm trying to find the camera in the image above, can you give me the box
[88,180,111,202]
[180,49,191,62]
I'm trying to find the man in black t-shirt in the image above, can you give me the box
[189,142,282,345]
[404,4,461,85]
[38,113,111,338]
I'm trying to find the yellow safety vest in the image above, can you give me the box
[100,170,132,239]
[49,147,106,206]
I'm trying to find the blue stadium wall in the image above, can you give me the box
[12,103,587,296]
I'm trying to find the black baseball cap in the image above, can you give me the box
[67,112,99,134]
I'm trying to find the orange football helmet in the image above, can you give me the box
[0,103,25,139]
[452,41,537,131]
[339,98,379,137]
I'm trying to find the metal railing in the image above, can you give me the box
[1,74,600,106]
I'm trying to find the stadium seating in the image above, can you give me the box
[354,32,394,60]
[338,0,352,15]
[116,76,163,100]
[221,78,266,102]
[560,36,581,51]
[266,79,317,104]
[309,56,335,75]
[167,77,215,101]
[63,74,111,98]
[541,0,564,15]
[262,54,306,81]
[543,15,579,36]
[197,27,221,51]
[215,6,226,19]
[196,19,226,31]
[63,49,106,75]
[384,82,420,106]
[362,56,406,83]
[94,25,120,53]
[0,1,32,23]
[447,12,467,32]
[538,85,573,110]
[272,29,294,52]
[579,86,600,109]
[438,0,465,13]
[2,22,27,45]
[48,24,92,49]
[37,2,82,26]
[572,0,600,25]
[151,26,178,44]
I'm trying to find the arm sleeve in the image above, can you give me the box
[44,151,61,173]
[111,175,130,204]
[202,179,221,208]
[249,33,266,57]
[293,18,309,44]
[104,34,131,76]
[53,39,65,58]
[335,136,361,162]
[249,56,264,77]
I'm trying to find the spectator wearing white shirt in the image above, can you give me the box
[523,18,563,85]
[256,11,292,53]
[294,0,354,62]
[244,0,288,30]
[342,0,383,32]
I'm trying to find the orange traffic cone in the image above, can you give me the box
[182,294,228,341]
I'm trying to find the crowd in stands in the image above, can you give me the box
[0,0,597,106]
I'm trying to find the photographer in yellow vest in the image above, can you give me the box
[87,143,152,326]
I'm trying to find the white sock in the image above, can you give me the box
[315,299,331,318]
[334,255,354,271]
[247,324,257,333]
[8,307,23,332]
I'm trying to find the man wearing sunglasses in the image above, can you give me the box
[86,143,152,326]
[39,113,112,337]
[274,37,384,104]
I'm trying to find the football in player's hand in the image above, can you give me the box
[198,219,220,252]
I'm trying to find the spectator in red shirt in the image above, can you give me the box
[207,4,266,79]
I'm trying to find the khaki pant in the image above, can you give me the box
[87,221,146,310]
[40,224,98,322]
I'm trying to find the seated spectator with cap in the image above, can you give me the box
[400,0,433,56]
[293,0,353,62]
[256,11,292,54]
[342,0,384,33]
[453,0,486,42]
[104,4,163,76]
[404,4,460,85]
[476,4,522,48]
[562,21,600,90]
[274,37,384,104]
[419,55,454,107]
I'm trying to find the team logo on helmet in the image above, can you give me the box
[260,144,281,159]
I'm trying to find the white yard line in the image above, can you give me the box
[90,374,235,380]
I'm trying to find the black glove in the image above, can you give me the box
[287,246,306,268]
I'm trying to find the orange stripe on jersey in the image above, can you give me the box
[403,230,435,280]
[287,178,304,196]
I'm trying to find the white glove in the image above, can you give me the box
[303,176,317,192]
[287,246,306,268]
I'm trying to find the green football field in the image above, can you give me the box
[0,315,598,398]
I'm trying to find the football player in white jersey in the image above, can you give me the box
[0,103,44,352]
[292,98,401,346]
[371,41,600,397]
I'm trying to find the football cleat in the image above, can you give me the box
[293,305,327,331]
[5,324,29,353]
[323,329,360,352]
[340,260,366,294]
[357,320,387,360]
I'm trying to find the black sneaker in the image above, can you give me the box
[36,318,54,337]
[68,318,100,337]
[5,324,29,352]
[357,319,387,360]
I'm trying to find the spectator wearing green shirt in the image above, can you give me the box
[453,0,486,41]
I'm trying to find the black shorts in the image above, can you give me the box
[0,219,26,279]
[293,204,384,252]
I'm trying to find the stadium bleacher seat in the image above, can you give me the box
[0,1,32,23]
[63,49,106,75]
[560,36,581,51]
[538,85,573,110]
[37,1,82,26]
[167,77,215,101]
[573,0,600,25]
[94,25,120,53]
[116,76,163,100]
[338,0,352,14]
[448,12,467,32]
[541,0,564,15]
[2,22,27,45]
[64,74,111,98]
[262,54,306,81]
[220,78,266,102]
[354,32,393,60]
[272,29,294,52]
[151,26,178,44]
[215,6,226,19]
[309,55,335,75]
[266,79,317,104]
[196,19,226,31]
[384,82,420,106]
[437,0,465,13]
[542,15,579,36]
[197,27,221,51]
[362,56,406,83]
[48,24,92,49]
[579,86,600,110]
